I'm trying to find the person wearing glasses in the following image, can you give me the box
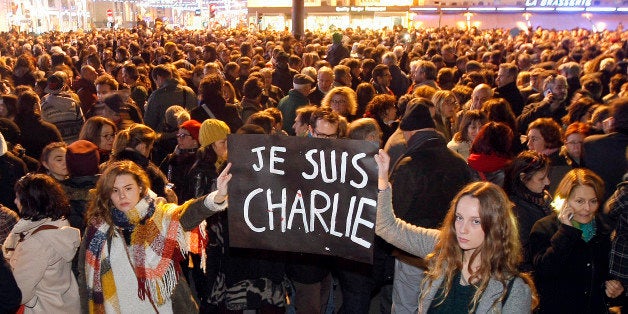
[308,106,341,139]
[321,86,358,122]
[79,116,118,163]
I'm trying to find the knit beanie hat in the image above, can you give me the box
[66,140,100,177]
[199,119,230,148]
[400,103,436,131]
[180,119,202,141]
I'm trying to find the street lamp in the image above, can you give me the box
[463,12,473,31]
[582,12,597,32]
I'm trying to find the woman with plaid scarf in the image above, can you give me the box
[77,160,232,313]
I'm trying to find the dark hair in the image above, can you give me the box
[470,122,513,157]
[565,97,595,125]
[371,64,389,79]
[15,173,70,221]
[610,97,628,133]
[246,112,275,134]
[454,110,487,142]
[528,118,563,149]
[503,150,550,194]
[242,77,264,99]
[16,90,40,117]
[483,98,518,134]
[198,74,224,100]
[1,94,18,118]
[151,64,173,80]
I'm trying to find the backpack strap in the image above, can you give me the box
[17,225,59,244]
[501,276,516,307]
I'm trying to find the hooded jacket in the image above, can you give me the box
[2,218,81,313]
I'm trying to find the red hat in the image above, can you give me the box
[180,119,202,142]
[66,140,100,177]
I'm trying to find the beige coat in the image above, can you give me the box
[2,218,80,313]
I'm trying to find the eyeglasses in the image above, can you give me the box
[312,129,338,139]
[101,133,115,140]
[176,133,191,139]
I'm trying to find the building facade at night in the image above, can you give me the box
[0,0,626,32]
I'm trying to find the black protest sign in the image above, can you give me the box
[227,134,379,264]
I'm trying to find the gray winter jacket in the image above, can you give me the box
[375,187,532,314]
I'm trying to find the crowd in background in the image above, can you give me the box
[0,23,627,313]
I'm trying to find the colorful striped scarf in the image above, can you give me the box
[84,192,187,313]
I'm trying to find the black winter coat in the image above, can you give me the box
[530,214,614,314]
[508,188,553,272]
[390,130,475,229]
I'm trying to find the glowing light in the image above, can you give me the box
[469,7,496,11]
[497,7,525,11]
[551,196,565,212]
[595,22,606,31]
[586,7,616,12]
[556,7,584,11]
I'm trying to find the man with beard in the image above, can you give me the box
[517,74,569,135]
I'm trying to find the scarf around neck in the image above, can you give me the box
[572,219,597,242]
[84,191,187,312]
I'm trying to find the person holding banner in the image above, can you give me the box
[374,149,536,313]
[77,160,232,313]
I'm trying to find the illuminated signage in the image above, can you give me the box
[335,6,387,12]
[525,0,592,6]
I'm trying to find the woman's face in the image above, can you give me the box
[526,128,546,153]
[467,121,482,143]
[43,147,68,179]
[523,169,550,194]
[99,124,115,151]
[330,94,349,116]
[212,138,228,160]
[455,195,485,254]
[567,185,599,224]
[382,106,397,123]
[565,133,584,160]
[111,174,142,213]
[440,96,458,119]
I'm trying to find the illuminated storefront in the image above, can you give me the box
[247,0,412,31]
[4,0,90,32]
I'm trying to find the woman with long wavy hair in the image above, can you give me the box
[78,160,232,313]
[374,149,536,313]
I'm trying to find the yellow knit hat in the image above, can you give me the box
[199,119,230,147]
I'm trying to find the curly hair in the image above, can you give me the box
[321,86,358,116]
[364,94,396,120]
[420,181,527,312]
[15,173,70,221]
[86,160,151,227]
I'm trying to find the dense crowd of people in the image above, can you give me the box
[0,23,627,313]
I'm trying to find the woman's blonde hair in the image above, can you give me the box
[112,124,157,155]
[420,181,531,312]
[553,168,605,211]
[321,86,358,116]
[86,160,151,227]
